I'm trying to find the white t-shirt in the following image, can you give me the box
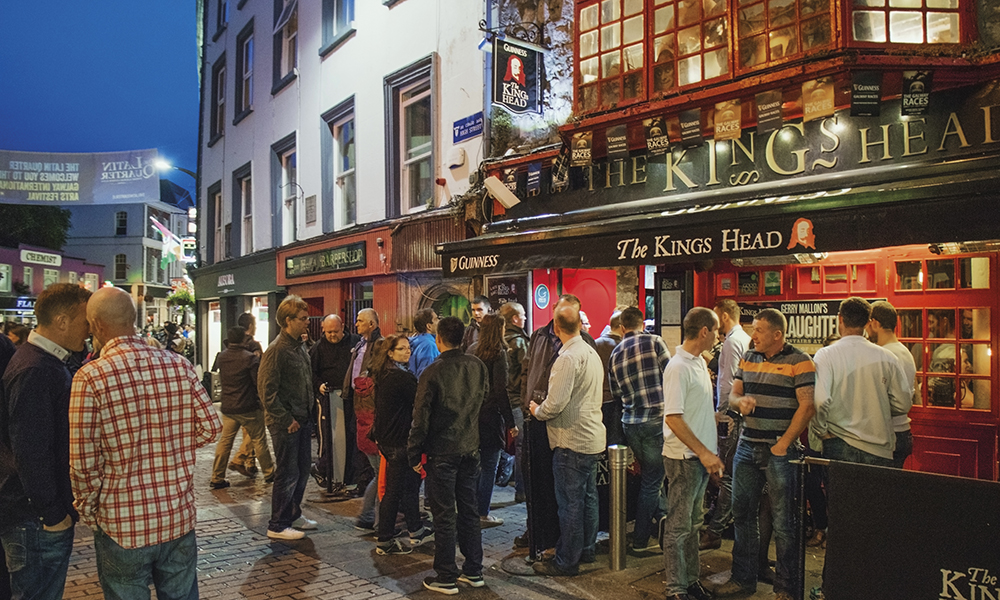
[662,345,717,460]
[881,341,917,432]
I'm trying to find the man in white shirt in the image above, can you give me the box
[661,307,724,600]
[865,301,918,469]
[529,304,606,576]
[701,299,752,550]
[812,297,911,467]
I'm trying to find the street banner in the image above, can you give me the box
[0,148,161,205]
[756,89,783,135]
[851,71,882,117]
[803,77,835,122]
[644,116,671,156]
[679,109,703,148]
[606,124,629,160]
[493,39,541,114]
[570,131,593,167]
[903,70,933,116]
[714,99,742,141]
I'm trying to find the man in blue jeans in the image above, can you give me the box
[408,316,489,595]
[716,309,816,600]
[609,306,671,555]
[529,304,606,577]
[259,295,319,541]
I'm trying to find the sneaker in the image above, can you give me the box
[292,516,318,530]
[513,533,529,548]
[699,530,722,550]
[422,577,458,595]
[687,581,713,600]
[376,539,412,556]
[310,464,329,488]
[806,529,827,548]
[267,527,305,541]
[713,578,755,597]
[458,573,485,587]
[354,520,375,532]
[409,526,435,547]
[627,542,659,557]
[480,514,504,528]
[209,480,230,490]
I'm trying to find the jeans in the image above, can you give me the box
[551,447,600,573]
[94,528,198,600]
[662,456,709,596]
[377,446,422,542]
[0,519,74,600]
[477,447,502,516]
[821,436,893,467]
[211,410,274,482]
[707,412,743,535]
[513,410,525,497]
[358,453,381,526]
[731,440,801,596]
[424,453,483,583]
[892,430,913,469]
[268,422,313,532]
[622,420,666,547]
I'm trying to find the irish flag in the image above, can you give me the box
[150,217,185,269]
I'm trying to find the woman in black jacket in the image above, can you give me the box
[371,334,433,555]
[469,314,516,527]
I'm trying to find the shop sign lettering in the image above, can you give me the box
[450,254,500,273]
[286,242,366,278]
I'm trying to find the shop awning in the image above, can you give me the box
[438,154,1000,277]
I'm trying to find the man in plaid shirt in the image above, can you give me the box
[70,287,221,599]
[609,306,671,554]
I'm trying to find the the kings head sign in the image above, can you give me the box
[493,39,541,115]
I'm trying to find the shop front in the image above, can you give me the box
[441,80,1000,480]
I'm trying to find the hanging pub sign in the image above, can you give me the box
[570,131,593,167]
[714,99,742,141]
[493,38,541,115]
[527,161,541,197]
[679,109,703,148]
[606,124,629,160]
[851,71,882,117]
[643,116,670,156]
[803,77,835,122]
[756,89,783,135]
[502,167,518,192]
[902,71,933,116]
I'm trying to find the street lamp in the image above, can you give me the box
[155,158,197,181]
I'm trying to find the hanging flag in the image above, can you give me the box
[803,77,835,122]
[150,217,184,269]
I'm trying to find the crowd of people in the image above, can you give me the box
[0,285,916,599]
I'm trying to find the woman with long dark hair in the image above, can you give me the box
[370,334,433,555]
[469,313,515,527]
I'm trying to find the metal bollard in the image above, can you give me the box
[608,444,630,571]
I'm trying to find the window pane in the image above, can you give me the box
[406,157,432,209]
[926,12,959,43]
[338,120,355,171]
[580,84,598,110]
[740,4,766,36]
[959,257,990,289]
[704,46,729,78]
[404,96,431,160]
[342,172,356,224]
[770,25,799,58]
[581,4,600,30]
[927,259,954,289]
[801,0,830,16]
[602,23,621,51]
[959,308,988,340]
[741,35,767,66]
[624,70,643,98]
[581,57,600,83]
[961,343,990,376]
[905,341,924,371]
[888,0,920,7]
[705,17,727,47]
[895,261,922,290]
[602,0,621,23]
[623,15,644,44]
[601,78,621,105]
[624,0,643,16]
[679,54,702,85]
[704,0,726,18]
[929,343,958,372]
[601,51,622,78]
[769,0,796,27]
[655,5,676,33]
[581,30,599,57]
[623,43,644,70]
[927,0,957,7]
[678,0,703,27]
[855,0,885,5]
[653,35,677,90]
[854,11,887,41]
[929,309,957,339]
[679,25,702,54]
[889,10,924,42]
[802,14,832,49]
[959,378,990,409]
[898,309,923,338]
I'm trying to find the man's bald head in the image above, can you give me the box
[322,314,345,343]
[88,287,137,348]
[553,304,581,338]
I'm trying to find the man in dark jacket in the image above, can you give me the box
[310,314,360,490]
[409,317,489,594]
[259,295,317,540]
[500,302,529,501]
[1,283,92,600]
[210,326,274,489]
[342,308,383,525]
[460,296,490,352]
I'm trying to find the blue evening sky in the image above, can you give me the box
[0,2,201,195]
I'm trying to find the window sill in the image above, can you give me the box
[208,133,224,148]
[271,72,297,96]
[212,25,227,42]
[232,108,253,126]
[319,28,356,59]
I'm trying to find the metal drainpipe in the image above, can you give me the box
[608,444,630,570]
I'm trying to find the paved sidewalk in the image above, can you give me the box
[61,413,825,599]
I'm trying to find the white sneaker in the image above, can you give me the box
[292,516,318,530]
[267,527,305,540]
[480,514,504,527]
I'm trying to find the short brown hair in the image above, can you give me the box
[870,301,897,331]
[754,308,787,334]
[714,298,739,321]
[35,283,92,327]
[276,295,308,329]
[682,307,717,340]
[839,297,871,329]
[413,308,436,334]
[620,307,644,330]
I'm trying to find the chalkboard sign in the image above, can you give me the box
[485,274,528,312]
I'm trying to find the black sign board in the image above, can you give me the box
[286,241,366,278]
[679,109,703,148]
[902,70,933,116]
[756,89,783,135]
[485,274,528,310]
[493,39,541,115]
[644,116,670,156]
[527,161,541,197]
[851,71,882,117]
[570,131,592,167]
[606,124,629,160]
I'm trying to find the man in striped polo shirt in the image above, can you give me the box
[715,309,815,600]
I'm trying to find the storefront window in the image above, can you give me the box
[736,0,832,71]
[851,0,961,44]
[926,259,954,289]
[910,307,992,410]
[895,260,922,290]
[959,256,989,289]
[252,296,269,349]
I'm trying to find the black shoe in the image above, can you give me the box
[228,462,251,477]
[532,560,576,576]
[375,539,412,556]
[758,566,775,585]
[514,492,526,503]
[699,530,722,550]
[687,581,714,600]
[310,465,329,488]
[422,577,458,595]
[209,480,230,490]
[513,533,529,548]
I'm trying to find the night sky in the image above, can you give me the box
[0,2,201,196]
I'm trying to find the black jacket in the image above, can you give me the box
[373,366,418,448]
[407,349,489,466]
[310,332,360,398]
[216,344,261,415]
[258,330,313,428]
[476,350,514,450]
